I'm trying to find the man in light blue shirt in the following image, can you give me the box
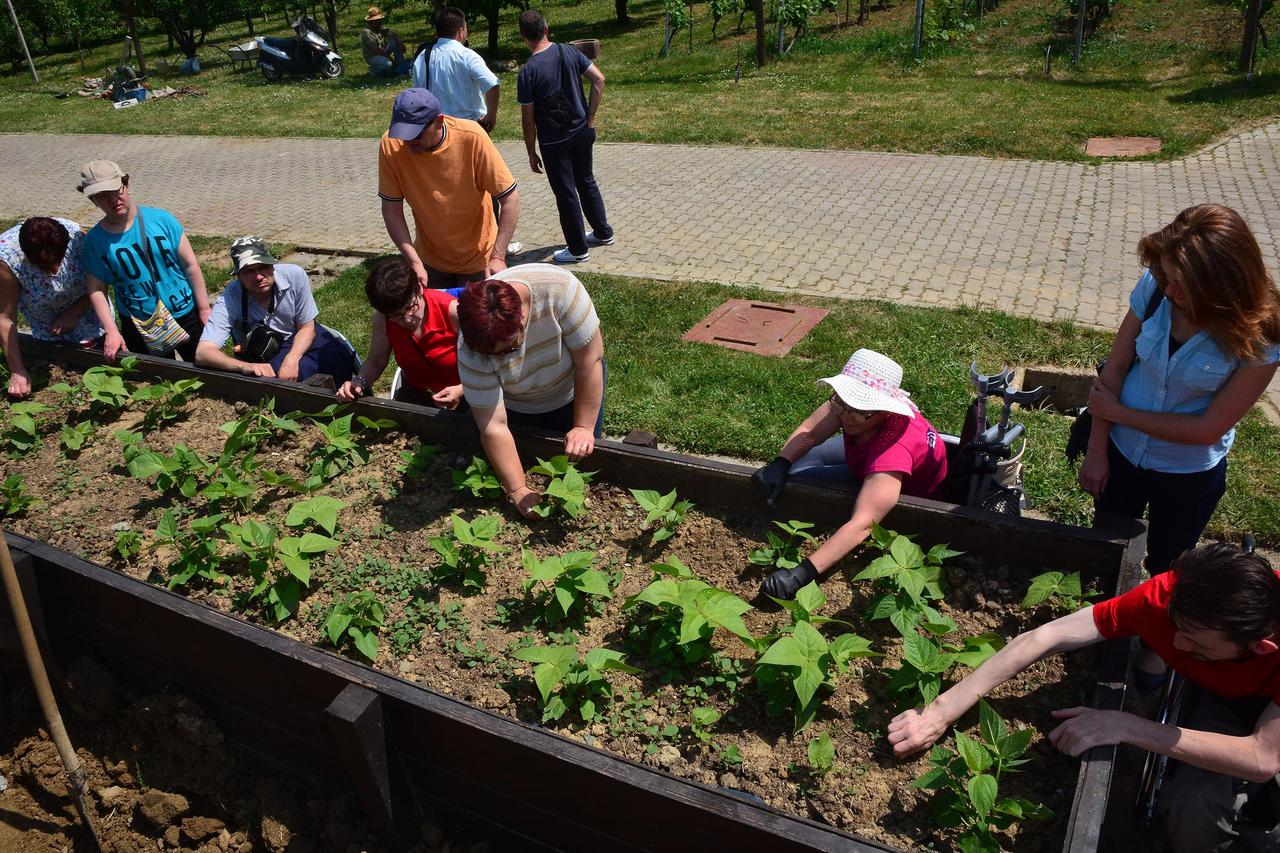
[195,236,357,385]
[411,7,500,130]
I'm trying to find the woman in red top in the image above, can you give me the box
[336,258,464,408]
[751,349,948,600]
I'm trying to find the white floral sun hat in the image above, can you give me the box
[816,349,915,419]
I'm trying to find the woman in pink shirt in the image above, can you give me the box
[751,349,948,599]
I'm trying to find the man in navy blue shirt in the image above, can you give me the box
[516,10,615,264]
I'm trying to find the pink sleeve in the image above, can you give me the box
[863,442,915,477]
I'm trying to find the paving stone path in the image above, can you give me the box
[3,127,1279,418]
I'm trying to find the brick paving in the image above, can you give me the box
[3,128,1278,418]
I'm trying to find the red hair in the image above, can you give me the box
[457,279,522,353]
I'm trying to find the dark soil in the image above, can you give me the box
[2,362,1120,851]
[0,655,468,853]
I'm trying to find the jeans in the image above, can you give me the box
[1094,438,1228,573]
[117,308,203,362]
[789,433,856,486]
[262,325,356,384]
[1157,689,1280,852]
[368,52,410,76]
[539,127,612,256]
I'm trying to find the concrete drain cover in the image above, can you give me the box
[1084,136,1162,157]
[683,299,828,357]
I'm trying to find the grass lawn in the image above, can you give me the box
[0,0,1277,159]
[310,258,1280,546]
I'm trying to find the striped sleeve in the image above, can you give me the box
[377,135,405,202]
[555,275,600,351]
[457,345,503,409]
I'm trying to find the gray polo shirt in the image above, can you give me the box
[200,263,319,349]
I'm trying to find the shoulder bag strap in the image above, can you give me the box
[133,208,161,298]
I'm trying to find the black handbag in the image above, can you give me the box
[541,44,583,130]
[238,284,285,364]
[1065,285,1165,463]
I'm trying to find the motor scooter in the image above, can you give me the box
[257,17,343,82]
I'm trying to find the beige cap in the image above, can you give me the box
[77,160,126,196]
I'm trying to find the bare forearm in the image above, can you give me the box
[1121,717,1280,782]
[484,86,499,122]
[0,315,26,376]
[587,80,603,124]
[808,516,873,572]
[286,324,315,361]
[194,342,245,372]
[778,422,833,463]
[492,192,520,257]
[382,202,423,266]
[571,356,604,432]
[930,629,1059,724]
[480,422,526,492]
[87,289,121,334]
[1106,405,1226,445]
[521,112,538,157]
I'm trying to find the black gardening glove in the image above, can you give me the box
[751,456,792,507]
[760,557,819,601]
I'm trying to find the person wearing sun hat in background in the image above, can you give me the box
[750,349,948,600]
[361,6,411,76]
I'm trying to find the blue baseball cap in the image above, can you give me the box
[389,88,441,140]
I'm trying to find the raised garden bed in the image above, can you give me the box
[1,338,1145,852]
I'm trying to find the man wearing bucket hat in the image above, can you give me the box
[195,237,356,385]
[78,160,211,362]
[751,349,948,600]
[378,87,520,290]
[361,6,410,76]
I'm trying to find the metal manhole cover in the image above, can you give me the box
[683,299,829,357]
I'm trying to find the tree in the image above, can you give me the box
[140,0,241,58]
[455,0,521,53]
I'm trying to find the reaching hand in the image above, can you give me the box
[528,153,543,174]
[760,557,818,601]
[485,255,507,278]
[50,304,85,336]
[276,357,301,382]
[1048,707,1129,756]
[6,371,32,399]
[887,704,952,758]
[564,426,595,462]
[241,362,276,378]
[102,331,126,360]
[509,485,542,519]
[432,384,465,409]
[751,456,792,506]
[337,378,366,401]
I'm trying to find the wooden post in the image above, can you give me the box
[754,0,766,66]
[1241,0,1263,74]
[913,0,925,59]
[325,684,396,844]
[2,0,38,82]
[120,0,147,75]
[1072,0,1086,65]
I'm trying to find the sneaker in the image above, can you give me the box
[507,241,523,255]
[553,247,589,264]
[585,230,615,247]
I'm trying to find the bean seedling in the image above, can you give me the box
[222,519,339,621]
[3,401,49,456]
[1021,571,1099,615]
[428,514,504,593]
[856,523,959,636]
[808,732,835,775]
[629,487,693,546]
[754,582,878,731]
[324,590,386,662]
[511,641,639,723]
[452,456,502,499]
[154,511,230,591]
[887,630,1004,709]
[528,455,595,520]
[520,548,614,624]
[623,556,756,668]
[748,519,817,570]
[912,700,1051,852]
[0,474,37,517]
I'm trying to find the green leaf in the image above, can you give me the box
[967,773,998,819]
[691,707,720,728]
[901,632,948,674]
[890,534,925,569]
[326,609,354,645]
[156,510,179,541]
[295,532,340,555]
[999,728,1034,761]
[807,732,835,771]
[911,766,951,790]
[351,627,379,662]
[285,496,347,535]
[1022,571,1064,608]
[979,699,1007,747]
[794,581,825,615]
[955,732,992,773]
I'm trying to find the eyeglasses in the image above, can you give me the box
[829,395,874,421]
[387,291,421,323]
[493,331,524,356]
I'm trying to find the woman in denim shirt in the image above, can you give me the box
[1081,204,1279,595]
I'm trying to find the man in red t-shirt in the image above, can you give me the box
[887,543,1280,852]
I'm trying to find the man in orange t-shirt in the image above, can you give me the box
[378,88,520,289]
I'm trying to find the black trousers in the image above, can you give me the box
[1095,438,1228,572]
[540,127,612,256]
[117,308,203,362]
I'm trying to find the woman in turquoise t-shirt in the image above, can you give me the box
[1081,204,1280,579]
[78,161,211,361]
